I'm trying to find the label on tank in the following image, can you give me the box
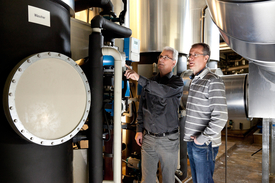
[28,5,50,27]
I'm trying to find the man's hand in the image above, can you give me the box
[135,132,143,146]
[190,136,203,145]
[124,64,140,81]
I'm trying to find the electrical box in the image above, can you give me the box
[123,37,140,62]
[114,37,140,62]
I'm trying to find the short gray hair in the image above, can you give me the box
[163,46,179,65]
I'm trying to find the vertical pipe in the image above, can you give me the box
[225,123,228,183]
[113,53,122,183]
[200,6,207,43]
[271,119,275,175]
[262,118,270,183]
[179,116,187,180]
[102,47,123,183]
[88,28,104,183]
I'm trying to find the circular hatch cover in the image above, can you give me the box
[3,52,91,146]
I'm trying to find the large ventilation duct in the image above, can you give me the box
[206,0,275,63]
[205,0,275,118]
[133,0,219,54]
[221,74,248,120]
[137,0,190,53]
[204,7,220,68]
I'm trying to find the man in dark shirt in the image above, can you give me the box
[124,46,184,183]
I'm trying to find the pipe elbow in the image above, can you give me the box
[91,15,132,38]
[102,47,123,62]
[91,15,105,28]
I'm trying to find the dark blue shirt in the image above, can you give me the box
[189,67,206,79]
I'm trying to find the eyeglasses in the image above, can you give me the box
[188,53,206,58]
[158,55,173,60]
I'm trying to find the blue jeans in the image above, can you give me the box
[212,146,219,175]
[187,141,216,183]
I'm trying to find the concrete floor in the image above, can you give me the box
[182,128,275,183]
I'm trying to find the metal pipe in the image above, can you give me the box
[102,47,124,183]
[200,5,207,43]
[184,177,193,183]
[271,120,275,175]
[175,175,182,183]
[221,65,249,72]
[225,123,228,183]
[262,118,270,183]
[179,116,187,180]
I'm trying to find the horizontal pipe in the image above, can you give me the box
[91,15,132,38]
[222,65,249,72]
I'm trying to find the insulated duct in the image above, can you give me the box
[206,0,275,63]
[206,1,275,64]
[205,0,275,118]
[133,0,219,56]
[136,0,190,53]
[221,74,248,120]
[203,6,220,68]
[87,14,131,183]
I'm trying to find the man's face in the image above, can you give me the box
[157,50,176,74]
[188,46,209,75]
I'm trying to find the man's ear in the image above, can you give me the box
[204,55,209,63]
[173,60,176,66]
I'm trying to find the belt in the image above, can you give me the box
[145,129,178,137]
